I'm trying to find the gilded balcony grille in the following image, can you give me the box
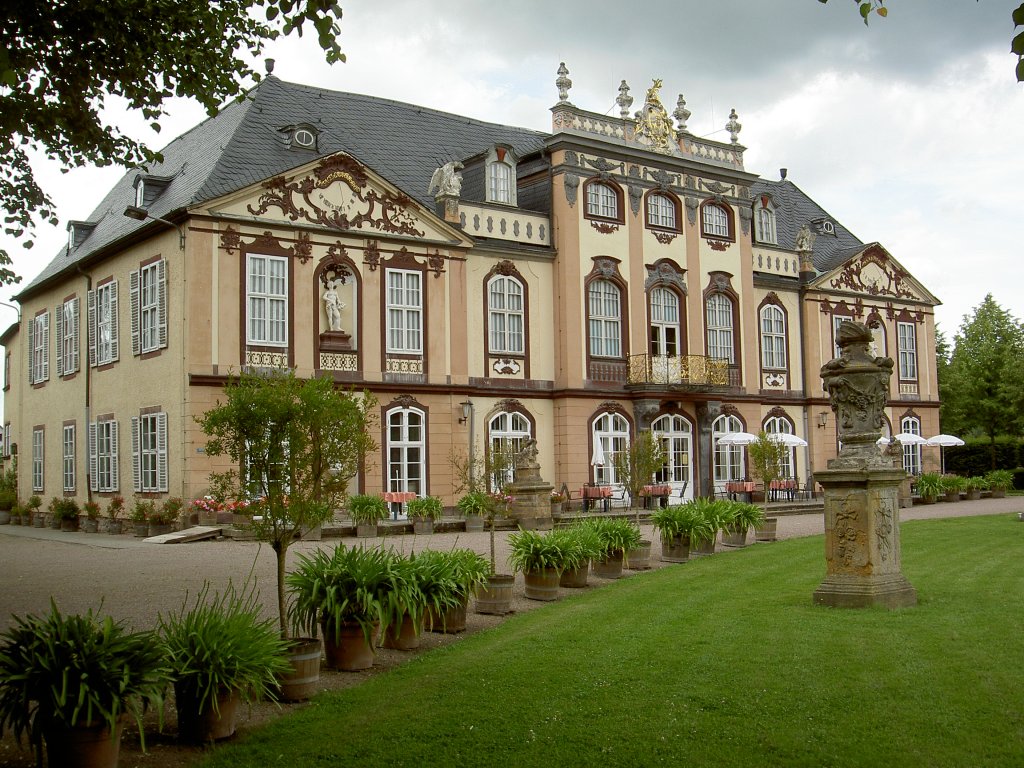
[627,354,734,388]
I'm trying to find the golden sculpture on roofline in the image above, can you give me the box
[634,79,674,154]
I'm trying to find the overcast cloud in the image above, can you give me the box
[2,0,1020,338]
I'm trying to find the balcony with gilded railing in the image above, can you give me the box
[626,354,740,391]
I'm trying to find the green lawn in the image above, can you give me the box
[201,515,1024,767]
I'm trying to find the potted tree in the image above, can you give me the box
[47,497,62,529]
[159,583,290,743]
[105,495,125,534]
[0,602,168,768]
[747,431,788,542]
[986,469,1013,499]
[508,529,565,601]
[721,501,765,547]
[130,499,153,536]
[27,494,43,527]
[611,430,665,569]
[408,495,443,535]
[199,369,375,699]
[349,493,388,538]
[0,487,15,525]
[589,518,642,579]
[82,500,101,532]
[9,502,23,526]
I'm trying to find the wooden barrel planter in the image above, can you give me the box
[412,518,434,535]
[175,683,241,742]
[355,523,378,538]
[463,514,484,532]
[323,621,377,671]
[148,523,173,537]
[559,563,590,588]
[625,540,652,570]
[382,612,422,651]
[721,526,749,548]
[523,567,560,601]
[428,596,468,633]
[44,717,125,768]
[60,517,80,532]
[692,536,717,556]
[660,535,690,563]
[476,574,514,614]
[592,551,624,579]
[754,518,778,542]
[277,637,322,702]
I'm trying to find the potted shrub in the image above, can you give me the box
[550,489,567,516]
[131,499,154,536]
[147,500,177,535]
[408,495,443,535]
[456,490,489,532]
[0,601,168,768]
[82,500,101,533]
[0,488,15,525]
[684,497,729,554]
[105,495,125,534]
[651,504,711,564]
[28,494,43,527]
[942,475,965,503]
[349,493,388,538]
[162,496,186,529]
[53,497,81,532]
[986,469,1013,499]
[964,476,988,501]
[429,548,489,631]
[382,552,460,651]
[192,495,222,527]
[9,502,23,526]
[588,518,642,579]
[159,584,290,743]
[509,529,564,601]
[47,496,62,529]
[554,523,603,588]
[915,472,943,504]
[721,502,765,548]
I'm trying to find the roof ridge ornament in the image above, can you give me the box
[633,79,674,155]
[726,108,742,144]
[673,94,691,134]
[616,80,633,119]
[556,62,573,105]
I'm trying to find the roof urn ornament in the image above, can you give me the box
[673,94,691,133]
[726,108,742,144]
[616,80,633,119]
[556,62,573,104]
[427,161,464,199]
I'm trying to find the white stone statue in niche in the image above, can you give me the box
[428,161,464,199]
[322,279,346,332]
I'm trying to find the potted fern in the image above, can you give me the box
[588,518,642,579]
[915,472,943,504]
[0,602,168,768]
[382,552,461,651]
[349,493,388,538]
[554,523,603,588]
[408,495,443,535]
[721,501,765,548]
[942,475,965,503]
[456,490,489,532]
[964,476,988,501]
[509,529,565,601]
[687,497,730,554]
[986,469,1013,498]
[651,504,712,563]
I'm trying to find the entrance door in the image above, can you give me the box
[651,414,693,502]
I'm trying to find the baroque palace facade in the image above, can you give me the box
[1,66,940,509]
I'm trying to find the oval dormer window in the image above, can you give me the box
[821,220,835,235]
[293,128,315,148]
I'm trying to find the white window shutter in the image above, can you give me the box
[70,298,80,373]
[108,281,119,362]
[110,420,119,491]
[157,260,168,350]
[129,270,140,356]
[88,422,98,492]
[39,312,49,382]
[87,290,97,368]
[156,412,168,492]
[131,416,141,492]
[27,316,35,384]
[54,306,64,377]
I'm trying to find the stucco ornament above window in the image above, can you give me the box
[633,79,674,154]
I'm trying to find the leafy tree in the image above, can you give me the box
[1,0,345,284]
[611,431,666,524]
[199,370,375,636]
[747,432,789,516]
[940,295,1024,468]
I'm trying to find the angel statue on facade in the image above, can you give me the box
[428,161,464,199]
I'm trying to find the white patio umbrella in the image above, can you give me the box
[925,434,965,474]
[717,431,761,446]
[891,432,928,445]
[767,433,808,448]
[590,439,606,467]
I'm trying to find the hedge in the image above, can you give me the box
[945,438,1022,477]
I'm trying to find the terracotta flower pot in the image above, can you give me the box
[428,596,469,633]
[382,612,422,651]
[44,717,125,768]
[559,563,590,588]
[175,683,241,742]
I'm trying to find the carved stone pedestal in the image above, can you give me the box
[813,467,917,609]
[319,331,352,352]
[506,442,553,530]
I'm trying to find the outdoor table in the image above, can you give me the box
[725,481,755,502]
[640,484,671,509]
[381,491,417,519]
[581,485,612,514]
[769,479,797,502]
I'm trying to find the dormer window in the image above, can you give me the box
[754,197,777,244]
[814,218,836,236]
[132,174,171,209]
[66,221,97,251]
[293,128,315,148]
[135,179,145,208]
[486,146,517,205]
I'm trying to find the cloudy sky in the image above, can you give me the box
[2,0,1021,338]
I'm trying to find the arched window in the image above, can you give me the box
[754,203,776,244]
[488,275,524,354]
[760,304,787,370]
[386,407,426,498]
[713,414,744,487]
[764,415,795,479]
[489,161,513,204]
[588,279,622,358]
[701,202,731,238]
[649,287,680,357]
[586,181,620,221]
[488,411,531,490]
[646,192,678,231]
[593,412,629,486]
[706,294,735,363]
[901,416,921,475]
[651,414,692,499]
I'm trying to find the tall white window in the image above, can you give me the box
[832,314,853,360]
[713,414,745,487]
[32,428,44,492]
[586,182,618,220]
[764,416,796,479]
[89,419,119,493]
[132,412,168,493]
[592,412,629,486]
[489,411,531,490]
[386,269,423,353]
[28,312,49,384]
[755,206,776,244]
[246,254,288,346]
[588,280,622,358]
[898,322,917,380]
[647,193,677,230]
[901,416,922,475]
[62,424,75,492]
[650,287,680,357]
[760,304,787,370]
[488,276,524,354]
[702,203,729,238]
[88,281,119,366]
[56,298,79,376]
[706,294,735,363]
[489,161,513,204]
[651,414,692,498]
[131,260,167,355]
[387,407,425,498]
